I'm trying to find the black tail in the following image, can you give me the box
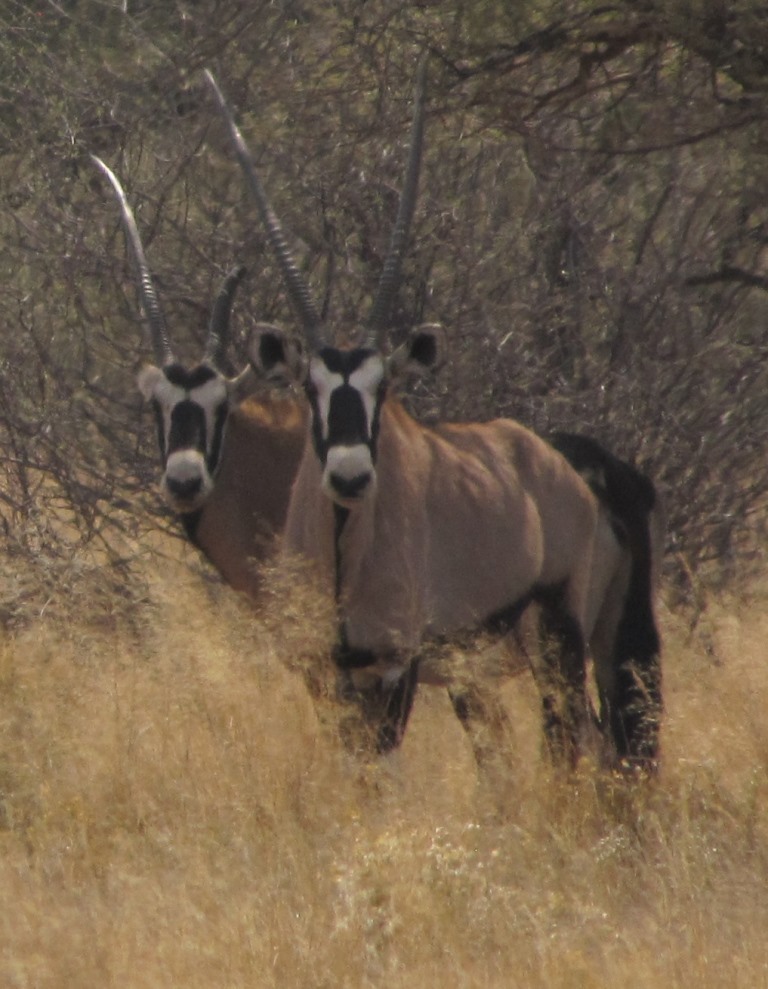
[550,433,663,771]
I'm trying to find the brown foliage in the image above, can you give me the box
[2,0,768,617]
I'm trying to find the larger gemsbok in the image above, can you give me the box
[206,64,663,771]
[91,155,306,598]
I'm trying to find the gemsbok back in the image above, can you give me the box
[91,155,306,598]
[207,63,663,773]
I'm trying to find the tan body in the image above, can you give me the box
[284,400,597,665]
[191,394,306,597]
[90,153,308,604]
[210,63,663,769]
[277,371,663,767]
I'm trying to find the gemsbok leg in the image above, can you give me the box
[446,436,663,776]
[533,584,594,767]
[551,432,664,772]
[358,661,422,754]
[207,63,664,777]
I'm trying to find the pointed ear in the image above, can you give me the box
[387,323,446,381]
[136,364,165,400]
[247,322,306,384]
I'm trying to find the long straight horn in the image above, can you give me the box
[90,154,175,367]
[365,55,429,346]
[203,69,324,350]
[205,264,247,368]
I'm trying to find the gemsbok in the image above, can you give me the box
[206,63,663,772]
[91,154,306,599]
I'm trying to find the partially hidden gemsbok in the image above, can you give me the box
[208,64,664,773]
[91,155,306,599]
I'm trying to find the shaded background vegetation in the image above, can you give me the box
[2,0,768,621]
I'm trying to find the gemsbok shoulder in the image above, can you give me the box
[206,63,663,772]
[91,155,306,599]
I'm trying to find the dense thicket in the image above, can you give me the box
[2,0,768,614]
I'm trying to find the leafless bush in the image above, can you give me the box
[2,0,768,622]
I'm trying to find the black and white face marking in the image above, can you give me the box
[306,347,387,507]
[138,363,230,514]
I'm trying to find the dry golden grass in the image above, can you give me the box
[1,544,767,988]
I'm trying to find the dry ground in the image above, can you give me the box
[0,540,767,988]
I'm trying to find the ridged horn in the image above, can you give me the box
[203,69,324,350]
[90,154,175,367]
[365,55,429,346]
[205,264,247,369]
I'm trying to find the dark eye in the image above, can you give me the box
[304,379,318,401]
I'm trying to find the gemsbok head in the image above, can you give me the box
[206,63,662,772]
[91,155,306,597]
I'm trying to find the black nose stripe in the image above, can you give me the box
[327,384,368,446]
[309,348,387,465]
[168,400,207,456]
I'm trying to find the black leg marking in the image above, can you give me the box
[439,593,535,774]
[335,661,421,754]
[551,432,663,772]
[604,540,662,770]
[448,682,517,777]
[449,688,472,726]
[534,584,590,767]
[376,661,420,754]
[350,661,421,754]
